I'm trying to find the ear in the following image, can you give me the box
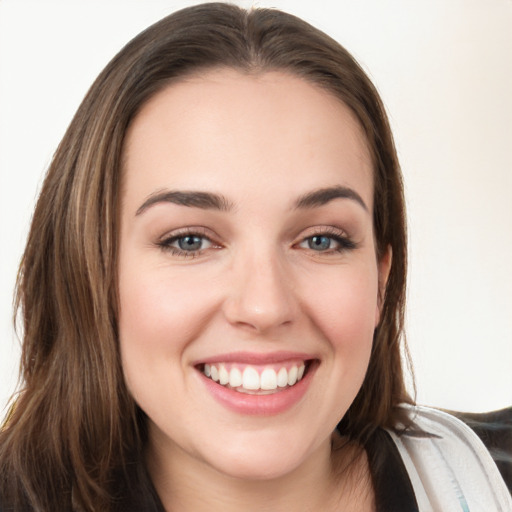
[375,245,392,327]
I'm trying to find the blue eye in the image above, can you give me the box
[176,235,205,251]
[159,232,214,256]
[298,231,356,253]
[307,235,333,251]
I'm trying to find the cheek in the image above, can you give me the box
[117,266,197,395]
[303,269,379,351]
[294,265,379,430]
[118,266,219,351]
[117,266,220,425]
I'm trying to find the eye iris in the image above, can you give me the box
[178,235,202,251]
[309,236,331,251]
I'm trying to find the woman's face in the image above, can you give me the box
[119,69,389,481]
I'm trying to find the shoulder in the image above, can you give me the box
[385,404,512,511]
[447,406,512,493]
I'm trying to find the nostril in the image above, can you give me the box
[222,297,296,333]
[221,261,297,332]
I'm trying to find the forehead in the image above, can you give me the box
[122,68,373,210]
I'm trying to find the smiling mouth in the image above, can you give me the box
[197,360,313,395]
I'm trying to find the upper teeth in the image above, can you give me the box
[203,363,306,392]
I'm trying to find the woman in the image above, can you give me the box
[0,3,510,511]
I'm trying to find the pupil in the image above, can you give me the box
[179,236,202,251]
[310,236,330,251]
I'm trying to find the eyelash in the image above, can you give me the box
[156,228,218,259]
[156,227,356,258]
[296,227,357,254]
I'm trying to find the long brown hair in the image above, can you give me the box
[0,3,412,510]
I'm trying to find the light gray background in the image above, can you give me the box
[1,0,511,419]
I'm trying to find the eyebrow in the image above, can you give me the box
[294,186,368,212]
[135,185,368,216]
[136,190,234,215]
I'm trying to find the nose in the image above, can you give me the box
[222,250,297,333]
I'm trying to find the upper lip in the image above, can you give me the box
[193,351,316,366]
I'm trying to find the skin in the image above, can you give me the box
[118,68,390,511]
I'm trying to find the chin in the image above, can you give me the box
[199,430,322,482]
[212,454,303,482]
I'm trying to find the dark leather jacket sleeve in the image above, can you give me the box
[448,406,512,494]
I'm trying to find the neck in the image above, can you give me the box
[146,431,374,512]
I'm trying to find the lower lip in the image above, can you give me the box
[198,364,315,416]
